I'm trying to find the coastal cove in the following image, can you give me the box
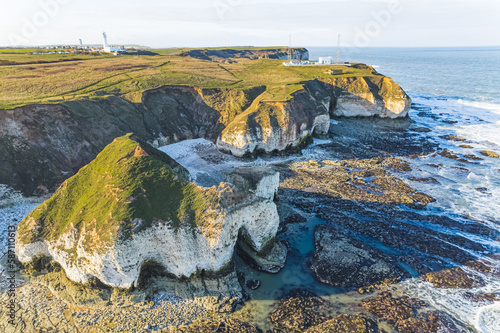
[0,47,499,332]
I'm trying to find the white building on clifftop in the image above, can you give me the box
[318,56,334,65]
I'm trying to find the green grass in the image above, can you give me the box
[0,48,80,54]
[18,134,221,249]
[0,51,378,109]
[148,46,293,55]
[0,48,41,54]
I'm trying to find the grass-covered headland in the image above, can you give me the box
[0,47,378,109]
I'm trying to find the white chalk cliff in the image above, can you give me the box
[330,76,411,118]
[216,81,331,157]
[216,75,411,157]
[16,134,285,289]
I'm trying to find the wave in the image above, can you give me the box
[457,100,500,115]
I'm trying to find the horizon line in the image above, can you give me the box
[1,45,499,49]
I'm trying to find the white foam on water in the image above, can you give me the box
[401,268,500,333]
[408,94,500,225]
[458,100,500,115]
[475,303,500,333]
[401,93,500,330]
[456,123,500,146]
[404,156,500,228]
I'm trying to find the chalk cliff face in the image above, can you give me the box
[142,85,266,145]
[216,81,331,157]
[15,134,284,289]
[0,70,411,196]
[215,76,411,156]
[0,86,263,197]
[329,76,412,118]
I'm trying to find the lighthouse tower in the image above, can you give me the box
[102,32,108,48]
[101,31,120,54]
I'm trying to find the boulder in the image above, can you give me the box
[305,314,377,333]
[269,289,331,332]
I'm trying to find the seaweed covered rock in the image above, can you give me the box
[269,289,331,332]
[362,292,463,332]
[311,225,409,288]
[177,318,261,333]
[305,314,377,333]
[16,134,283,289]
[422,267,486,289]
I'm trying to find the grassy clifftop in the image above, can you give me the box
[0,50,378,109]
[17,134,219,247]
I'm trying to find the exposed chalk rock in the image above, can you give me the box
[226,166,280,201]
[16,134,284,290]
[330,76,411,118]
[217,81,331,157]
[237,239,287,273]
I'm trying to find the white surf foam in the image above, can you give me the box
[475,303,500,333]
[458,100,500,115]
[401,269,500,333]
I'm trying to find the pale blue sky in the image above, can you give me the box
[2,0,499,47]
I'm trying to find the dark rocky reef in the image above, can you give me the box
[311,224,409,288]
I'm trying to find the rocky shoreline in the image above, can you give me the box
[2,108,499,332]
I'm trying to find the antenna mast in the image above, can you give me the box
[336,34,341,63]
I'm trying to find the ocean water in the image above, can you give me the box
[309,46,500,332]
[309,46,500,104]
[310,46,500,223]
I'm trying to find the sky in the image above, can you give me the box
[2,0,500,48]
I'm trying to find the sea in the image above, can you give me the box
[1,47,500,332]
[309,46,500,222]
[307,46,500,332]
